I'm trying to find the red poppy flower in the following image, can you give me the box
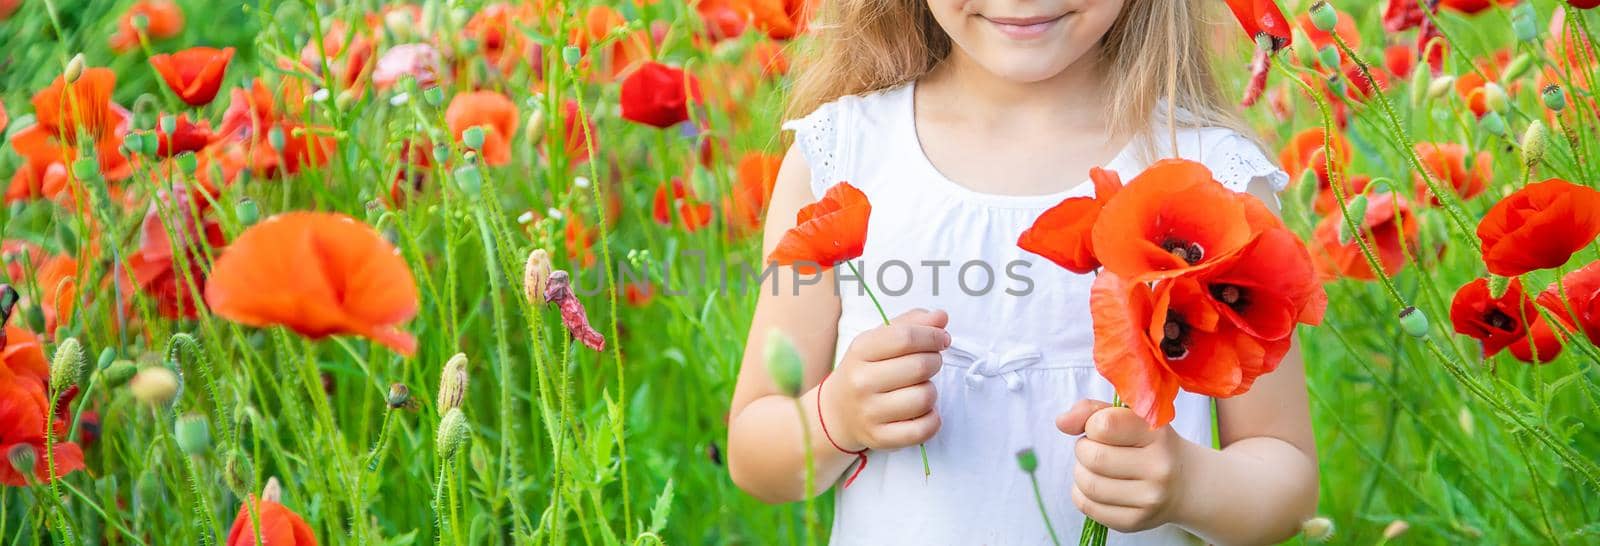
[1451,277,1564,364]
[446,91,518,166]
[155,114,215,158]
[0,381,85,486]
[9,67,131,184]
[570,6,653,80]
[1,326,50,391]
[118,190,227,319]
[0,0,17,20]
[1384,0,1426,32]
[1091,160,1254,282]
[740,0,815,41]
[1194,227,1327,342]
[652,179,714,232]
[150,47,235,106]
[561,100,596,164]
[466,3,541,74]
[1298,8,1360,50]
[1385,44,1417,80]
[1455,71,1498,118]
[204,212,420,356]
[34,254,78,335]
[620,62,703,129]
[1538,261,1600,345]
[1549,8,1599,70]
[725,151,783,232]
[768,182,871,274]
[5,159,68,204]
[109,0,185,53]
[299,22,374,88]
[1278,128,1348,191]
[243,122,335,177]
[217,80,281,140]
[625,282,654,306]
[1439,0,1519,14]
[1312,192,1418,281]
[1414,143,1491,204]
[372,43,443,90]
[226,497,318,546]
[1017,167,1122,274]
[0,100,7,135]
[697,0,748,42]
[1477,179,1600,277]
[1570,0,1600,9]
[1223,0,1293,49]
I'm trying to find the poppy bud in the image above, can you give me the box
[562,45,581,67]
[336,89,357,110]
[235,198,260,227]
[131,13,150,32]
[7,444,36,479]
[1308,2,1338,33]
[437,353,469,412]
[222,449,254,496]
[385,10,414,40]
[524,106,546,146]
[1301,517,1334,542]
[175,413,212,456]
[123,133,145,156]
[261,476,283,503]
[1479,111,1506,136]
[1542,84,1566,112]
[1512,3,1537,42]
[432,143,449,164]
[1337,194,1368,244]
[1521,120,1548,168]
[1480,83,1509,113]
[1397,306,1429,338]
[268,125,286,151]
[1501,53,1534,85]
[130,366,179,405]
[175,151,198,174]
[160,114,176,134]
[1317,45,1340,70]
[424,86,444,107]
[386,383,411,409]
[71,156,99,180]
[50,337,86,393]
[763,329,804,397]
[1015,448,1038,473]
[453,165,483,197]
[64,53,85,84]
[104,360,137,387]
[56,221,78,255]
[462,125,486,151]
[96,347,114,370]
[1426,75,1455,101]
[1383,520,1410,539]
[436,408,470,459]
[1458,407,1474,438]
[523,249,552,306]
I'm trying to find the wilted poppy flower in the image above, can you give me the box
[1477,179,1600,277]
[372,43,442,90]
[109,0,185,52]
[447,91,518,166]
[1451,277,1564,364]
[768,182,871,274]
[1538,261,1600,346]
[226,496,318,546]
[1312,192,1418,281]
[620,62,703,129]
[652,178,714,232]
[1091,160,1253,282]
[150,47,235,106]
[34,254,78,335]
[1018,167,1122,274]
[1414,143,1491,204]
[544,271,605,352]
[725,151,783,232]
[118,190,227,319]
[0,381,86,486]
[9,67,131,184]
[204,212,420,356]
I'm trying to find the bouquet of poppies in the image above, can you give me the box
[1019,159,1326,544]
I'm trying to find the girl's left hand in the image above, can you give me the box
[1056,399,1192,533]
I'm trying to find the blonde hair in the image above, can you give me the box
[785,0,1251,159]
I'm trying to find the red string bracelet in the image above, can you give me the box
[817,373,868,488]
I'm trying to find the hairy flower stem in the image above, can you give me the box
[471,203,528,529]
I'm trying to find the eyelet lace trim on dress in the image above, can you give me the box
[780,102,839,197]
[1211,133,1290,193]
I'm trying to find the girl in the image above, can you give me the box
[728,1,1318,544]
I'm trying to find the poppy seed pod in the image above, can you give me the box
[1015,448,1038,474]
[1316,45,1340,70]
[453,164,483,197]
[1301,517,1334,542]
[423,86,444,107]
[50,337,86,393]
[1398,306,1430,338]
[130,366,179,405]
[437,353,469,411]
[71,156,99,180]
[64,53,85,84]
[523,249,552,306]
[1479,111,1506,136]
[436,408,470,459]
[174,151,198,174]
[763,329,804,397]
[235,198,260,227]
[1308,2,1337,33]
[462,125,486,151]
[1512,3,1537,42]
[387,383,411,409]
[7,444,36,479]
[1383,520,1410,539]
[1542,84,1566,112]
[561,45,581,67]
[175,414,212,456]
[141,131,159,155]
[1521,120,1548,168]
[267,125,286,151]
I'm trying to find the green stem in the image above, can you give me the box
[1030,472,1063,546]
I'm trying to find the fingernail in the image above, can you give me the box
[941,331,952,348]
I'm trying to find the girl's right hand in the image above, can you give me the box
[820,308,952,452]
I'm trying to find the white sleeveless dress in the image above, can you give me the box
[782,83,1289,546]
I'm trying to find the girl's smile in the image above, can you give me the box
[980,12,1072,41]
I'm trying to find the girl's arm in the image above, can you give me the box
[727,145,950,503]
[1058,180,1318,544]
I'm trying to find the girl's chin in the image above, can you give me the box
[968,57,1080,84]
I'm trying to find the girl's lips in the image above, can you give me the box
[982,13,1068,39]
